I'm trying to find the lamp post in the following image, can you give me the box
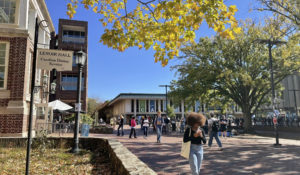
[257,39,287,146]
[72,50,86,153]
[25,17,39,175]
[159,85,171,116]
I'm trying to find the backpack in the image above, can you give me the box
[212,120,219,132]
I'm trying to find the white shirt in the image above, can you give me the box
[143,119,149,127]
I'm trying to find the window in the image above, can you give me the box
[62,30,85,44]
[131,99,134,112]
[150,100,155,112]
[37,107,45,119]
[0,0,17,24]
[146,100,149,112]
[61,75,84,91]
[136,100,139,112]
[139,100,146,113]
[0,42,9,89]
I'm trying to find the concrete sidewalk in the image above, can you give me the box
[91,125,300,175]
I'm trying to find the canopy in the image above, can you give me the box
[48,100,73,111]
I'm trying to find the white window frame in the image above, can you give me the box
[0,41,9,90]
[0,0,20,26]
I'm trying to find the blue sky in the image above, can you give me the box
[45,0,267,101]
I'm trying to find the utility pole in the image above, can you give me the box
[159,85,171,116]
[257,39,287,147]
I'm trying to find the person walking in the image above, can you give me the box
[141,116,145,131]
[220,115,227,137]
[208,115,223,150]
[117,115,124,136]
[143,116,150,138]
[183,112,207,175]
[227,119,233,137]
[155,111,163,143]
[129,116,137,138]
[180,117,186,133]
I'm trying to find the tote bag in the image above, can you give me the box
[180,128,191,159]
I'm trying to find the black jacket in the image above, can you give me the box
[119,118,124,126]
[183,127,206,145]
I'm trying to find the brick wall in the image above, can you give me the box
[4,37,27,100]
[0,36,28,135]
[0,114,24,133]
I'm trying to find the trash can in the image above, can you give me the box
[81,124,90,137]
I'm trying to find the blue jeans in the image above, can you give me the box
[144,126,148,136]
[156,125,162,142]
[208,131,222,147]
[189,144,203,175]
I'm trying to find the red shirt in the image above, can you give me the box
[131,119,136,127]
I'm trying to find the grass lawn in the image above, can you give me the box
[0,147,111,175]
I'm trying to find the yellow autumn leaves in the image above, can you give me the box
[67,0,241,66]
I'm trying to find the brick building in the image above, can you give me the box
[0,0,55,137]
[49,19,88,113]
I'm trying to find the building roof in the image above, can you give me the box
[39,0,55,33]
[109,93,166,106]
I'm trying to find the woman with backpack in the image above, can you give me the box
[183,112,207,175]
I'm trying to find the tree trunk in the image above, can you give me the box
[242,107,253,132]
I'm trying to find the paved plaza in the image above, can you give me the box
[91,125,300,175]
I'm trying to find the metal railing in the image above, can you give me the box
[35,122,79,136]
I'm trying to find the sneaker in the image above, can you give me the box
[218,147,223,151]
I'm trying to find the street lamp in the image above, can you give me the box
[257,39,287,147]
[72,50,86,153]
[159,85,171,116]
[50,81,57,94]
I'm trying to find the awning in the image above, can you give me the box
[48,100,73,111]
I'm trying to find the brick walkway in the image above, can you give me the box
[91,126,300,175]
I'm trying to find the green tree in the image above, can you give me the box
[257,0,299,28]
[67,0,241,66]
[167,104,176,119]
[170,21,300,131]
[87,97,102,118]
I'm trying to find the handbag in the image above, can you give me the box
[180,128,191,159]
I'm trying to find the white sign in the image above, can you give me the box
[37,49,73,71]
[75,103,81,112]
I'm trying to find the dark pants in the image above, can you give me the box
[129,127,136,138]
[144,126,148,136]
[117,124,124,136]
